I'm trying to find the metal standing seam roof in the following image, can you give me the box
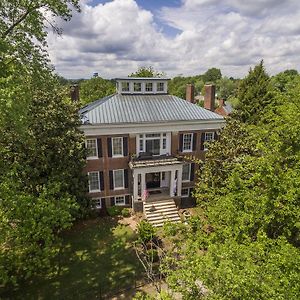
[79,94,224,125]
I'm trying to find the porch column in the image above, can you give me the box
[133,170,138,201]
[177,166,183,197]
[141,171,146,198]
[169,169,176,197]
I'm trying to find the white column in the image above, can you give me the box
[133,170,138,201]
[170,169,176,197]
[141,171,146,199]
[177,166,183,197]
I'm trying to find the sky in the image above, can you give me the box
[47,0,300,79]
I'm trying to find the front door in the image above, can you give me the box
[146,172,160,189]
[160,171,169,187]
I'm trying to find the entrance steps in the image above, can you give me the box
[144,199,181,227]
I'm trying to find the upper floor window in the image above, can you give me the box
[88,171,100,192]
[113,169,124,189]
[134,82,141,92]
[205,132,215,141]
[86,139,97,158]
[112,137,123,157]
[183,133,193,152]
[145,82,153,92]
[182,164,191,181]
[138,133,169,156]
[157,82,164,92]
[121,82,129,92]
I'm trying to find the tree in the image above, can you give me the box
[203,67,222,83]
[235,60,274,124]
[129,66,165,78]
[216,76,239,100]
[80,77,115,105]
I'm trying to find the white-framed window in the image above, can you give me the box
[91,198,102,209]
[182,164,191,182]
[181,188,190,197]
[183,133,193,152]
[88,171,100,192]
[112,137,123,157]
[138,133,169,156]
[86,139,98,158]
[113,169,124,190]
[205,132,215,141]
[115,195,125,206]
[134,82,141,92]
[145,82,153,92]
[121,82,129,92]
[157,82,164,92]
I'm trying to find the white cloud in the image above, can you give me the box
[47,0,300,79]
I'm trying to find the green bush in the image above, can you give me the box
[146,249,159,263]
[107,206,122,217]
[163,221,177,237]
[137,220,156,243]
[121,208,131,217]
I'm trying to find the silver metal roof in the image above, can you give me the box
[115,77,170,81]
[79,94,224,125]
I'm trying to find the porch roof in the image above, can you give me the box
[129,156,183,169]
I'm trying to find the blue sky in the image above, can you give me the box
[47,0,300,79]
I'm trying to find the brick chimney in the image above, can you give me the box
[204,84,215,111]
[70,84,79,102]
[186,84,195,103]
[218,99,225,107]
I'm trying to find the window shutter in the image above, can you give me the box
[200,133,205,150]
[101,197,106,208]
[214,131,219,141]
[179,134,183,152]
[97,138,102,157]
[192,133,197,151]
[107,138,112,157]
[110,197,115,206]
[190,163,195,181]
[123,137,128,156]
[99,171,104,191]
[125,195,130,205]
[109,170,114,190]
[124,169,129,188]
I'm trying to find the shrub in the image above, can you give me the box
[121,208,131,217]
[146,249,159,263]
[137,220,156,243]
[107,206,122,217]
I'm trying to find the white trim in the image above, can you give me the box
[92,198,102,209]
[88,171,101,193]
[113,169,124,190]
[182,133,193,152]
[81,120,225,136]
[86,138,98,159]
[204,131,215,141]
[181,188,190,197]
[112,137,123,157]
[115,195,125,206]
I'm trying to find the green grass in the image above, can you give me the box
[3,218,143,299]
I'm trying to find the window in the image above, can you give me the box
[139,139,143,152]
[138,133,168,155]
[134,82,141,92]
[162,138,166,150]
[157,82,164,92]
[92,198,102,209]
[115,196,125,206]
[88,172,100,192]
[121,82,129,92]
[205,132,215,141]
[112,137,123,157]
[145,82,153,92]
[181,188,189,197]
[86,139,97,158]
[182,164,191,182]
[113,169,124,189]
[183,133,193,152]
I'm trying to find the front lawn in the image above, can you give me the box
[2,218,143,299]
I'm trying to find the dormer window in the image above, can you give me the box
[121,82,129,92]
[145,82,153,92]
[157,82,164,92]
[134,82,141,92]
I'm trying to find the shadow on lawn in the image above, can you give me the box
[2,217,144,300]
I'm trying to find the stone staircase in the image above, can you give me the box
[144,199,181,227]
